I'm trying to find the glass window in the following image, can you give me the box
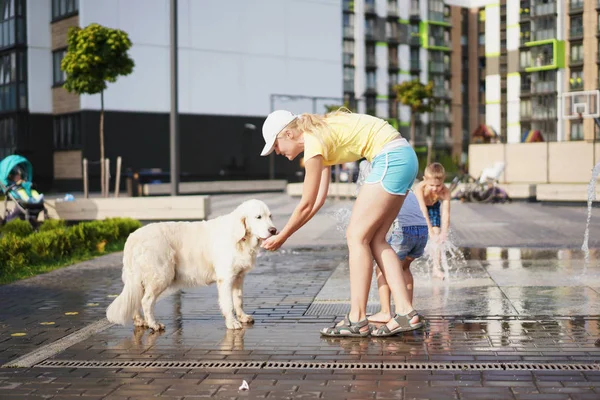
[366,71,376,90]
[570,121,583,141]
[0,0,25,49]
[0,115,15,158]
[571,43,583,62]
[0,50,25,112]
[53,113,82,149]
[53,49,67,85]
[52,0,79,20]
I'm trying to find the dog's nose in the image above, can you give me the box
[268,227,277,235]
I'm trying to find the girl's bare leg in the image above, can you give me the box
[341,183,406,330]
[402,257,414,303]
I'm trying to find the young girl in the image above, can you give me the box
[414,163,451,280]
[260,109,423,337]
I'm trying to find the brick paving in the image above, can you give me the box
[0,194,599,398]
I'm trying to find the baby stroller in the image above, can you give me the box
[0,155,48,228]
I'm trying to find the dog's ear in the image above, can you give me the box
[234,215,247,242]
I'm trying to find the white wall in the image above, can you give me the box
[79,0,342,116]
[27,0,52,114]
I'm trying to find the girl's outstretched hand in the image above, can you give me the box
[262,234,286,251]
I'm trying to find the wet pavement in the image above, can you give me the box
[1,194,600,399]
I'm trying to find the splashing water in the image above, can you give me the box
[422,230,467,280]
[581,162,600,269]
[332,207,353,237]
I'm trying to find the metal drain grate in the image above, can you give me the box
[37,360,264,369]
[305,302,379,316]
[35,359,600,371]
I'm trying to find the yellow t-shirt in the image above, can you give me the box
[303,113,399,166]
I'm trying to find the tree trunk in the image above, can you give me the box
[410,113,416,147]
[100,90,105,197]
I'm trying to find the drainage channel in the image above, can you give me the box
[34,359,600,371]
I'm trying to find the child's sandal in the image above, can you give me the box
[371,310,423,337]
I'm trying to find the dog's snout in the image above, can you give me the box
[268,227,277,235]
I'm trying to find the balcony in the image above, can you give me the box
[521,82,531,93]
[343,53,354,66]
[520,4,530,21]
[410,59,420,72]
[343,25,354,39]
[531,80,556,93]
[409,34,421,46]
[432,111,450,123]
[388,82,398,93]
[344,80,355,93]
[364,1,376,14]
[531,107,557,119]
[524,40,565,72]
[570,79,584,91]
[366,54,377,68]
[428,10,449,24]
[569,25,583,39]
[409,6,420,20]
[388,57,398,69]
[429,61,447,74]
[433,86,448,98]
[387,2,398,16]
[532,2,556,16]
[569,0,583,13]
[343,0,354,12]
[426,37,451,50]
[532,29,556,42]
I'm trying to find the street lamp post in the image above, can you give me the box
[169,0,180,196]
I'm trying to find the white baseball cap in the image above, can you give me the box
[260,110,298,156]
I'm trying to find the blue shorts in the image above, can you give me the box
[365,145,419,195]
[388,225,428,260]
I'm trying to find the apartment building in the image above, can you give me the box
[1,0,342,191]
[343,0,459,157]
[481,0,599,144]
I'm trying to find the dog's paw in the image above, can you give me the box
[237,313,254,324]
[148,322,165,332]
[226,319,243,330]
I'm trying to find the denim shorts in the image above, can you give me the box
[365,145,419,195]
[388,225,429,260]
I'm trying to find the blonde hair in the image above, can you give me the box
[286,108,351,159]
[424,162,446,180]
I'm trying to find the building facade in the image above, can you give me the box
[342,0,486,164]
[1,0,343,191]
[481,0,599,144]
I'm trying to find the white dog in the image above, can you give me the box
[106,199,276,331]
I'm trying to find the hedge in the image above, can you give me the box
[0,218,141,278]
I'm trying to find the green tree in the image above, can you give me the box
[394,80,438,147]
[61,23,135,194]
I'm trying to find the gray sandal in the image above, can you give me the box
[320,314,371,337]
[371,310,423,337]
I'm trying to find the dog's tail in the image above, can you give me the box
[106,240,143,325]
[106,280,143,325]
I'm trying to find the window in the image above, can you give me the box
[0,0,25,49]
[570,121,583,140]
[52,49,66,85]
[571,43,583,63]
[570,69,583,90]
[366,71,376,90]
[344,67,354,92]
[0,115,16,159]
[343,40,354,65]
[570,16,583,38]
[366,96,376,115]
[520,50,531,69]
[0,50,26,112]
[53,113,82,149]
[520,99,531,118]
[52,0,78,21]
